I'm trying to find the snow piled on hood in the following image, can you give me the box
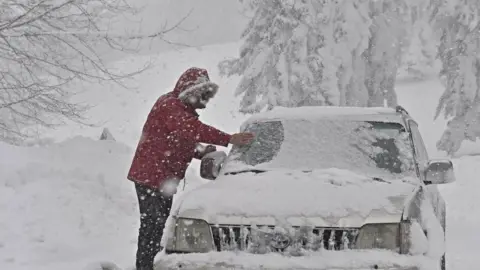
[173,168,417,225]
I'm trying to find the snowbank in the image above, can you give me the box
[156,250,438,270]
[0,138,139,270]
[438,156,480,269]
[0,136,215,270]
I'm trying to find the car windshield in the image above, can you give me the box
[222,119,417,179]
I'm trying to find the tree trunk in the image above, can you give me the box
[365,52,400,108]
[364,3,403,108]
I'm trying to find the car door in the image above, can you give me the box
[408,120,446,229]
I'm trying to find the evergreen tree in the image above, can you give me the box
[364,0,429,107]
[432,0,480,155]
[220,0,428,113]
[400,1,437,80]
[218,0,373,113]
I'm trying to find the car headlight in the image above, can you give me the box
[174,218,214,253]
[355,222,412,253]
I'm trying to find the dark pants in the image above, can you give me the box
[135,182,173,270]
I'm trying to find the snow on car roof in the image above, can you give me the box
[242,106,404,126]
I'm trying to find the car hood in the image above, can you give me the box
[172,168,419,227]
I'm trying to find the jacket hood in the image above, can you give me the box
[172,67,219,101]
[172,169,419,227]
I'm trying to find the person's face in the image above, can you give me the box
[189,88,215,109]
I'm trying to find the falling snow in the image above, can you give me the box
[2,2,480,268]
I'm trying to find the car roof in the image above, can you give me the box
[242,106,407,127]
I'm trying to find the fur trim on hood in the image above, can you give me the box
[172,67,219,101]
[178,81,219,102]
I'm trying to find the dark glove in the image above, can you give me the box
[204,145,217,154]
[195,144,217,159]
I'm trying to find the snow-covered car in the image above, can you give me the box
[159,106,455,270]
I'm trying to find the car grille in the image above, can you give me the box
[210,225,359,252]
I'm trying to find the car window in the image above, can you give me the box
[409,121,429,172]
[229,121,284,166]
[224,119,417,180]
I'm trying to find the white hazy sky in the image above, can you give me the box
[102,0,250,61]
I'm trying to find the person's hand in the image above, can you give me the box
[195,144,217,159]
[230,132,255,146]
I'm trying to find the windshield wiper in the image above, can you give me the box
[224,169,267,175]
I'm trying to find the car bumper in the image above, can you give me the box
[155,250,438,270]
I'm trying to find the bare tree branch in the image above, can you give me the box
[0,0,189,143]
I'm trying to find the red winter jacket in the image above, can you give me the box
[127,67,232,189]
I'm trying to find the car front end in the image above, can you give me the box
[158,216,438,270]
[156,112,452,270]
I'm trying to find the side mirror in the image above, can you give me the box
[200,151,227,180]
[424,159,456,185]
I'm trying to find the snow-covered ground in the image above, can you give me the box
[1,41,480,270]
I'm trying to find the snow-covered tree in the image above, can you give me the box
[364,0,414,107]
[218,0,373,113]
[0,0,187,144]
[399,1,438,79]
[432,0,480,155]
[334,0,372,107]
[220,0,427,113]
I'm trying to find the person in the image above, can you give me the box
[126,67,254,270]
